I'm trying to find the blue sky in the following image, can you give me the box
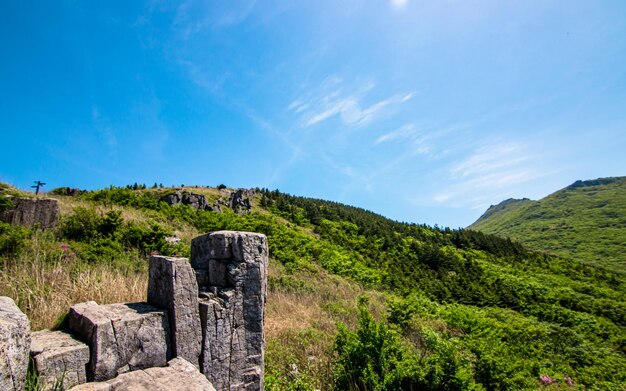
[1,1,625,228]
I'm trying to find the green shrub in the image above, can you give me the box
[0,195,14,212]
[0,222,30,258]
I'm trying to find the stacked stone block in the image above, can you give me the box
[30,330,90,390]
[67,301,171,381]
[1,230,267,391]
[192,231,268,391]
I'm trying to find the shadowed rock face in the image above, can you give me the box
[0,196,60,228]
[0,296,31,391]
[148,256,202,368]
[67,301,171,381]
[192,231,268,391]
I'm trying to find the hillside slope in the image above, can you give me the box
[1,183,625,390]
[470,176,626,270]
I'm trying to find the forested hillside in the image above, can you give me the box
[1,183,625,390]
[470,177,626,271]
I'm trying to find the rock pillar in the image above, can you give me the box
[191,231,268,391]
[148,255,202,367]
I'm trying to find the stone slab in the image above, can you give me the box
[68,301,171,381]
[68,358,215,391]
[30,329,90,390]
[0,196,60,228]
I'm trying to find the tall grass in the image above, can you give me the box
[0,238,146,330]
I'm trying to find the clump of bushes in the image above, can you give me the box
[0,222,30,258]
[57,207,186,268]
[333,297,477,391]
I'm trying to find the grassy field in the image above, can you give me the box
[470,177,626,271]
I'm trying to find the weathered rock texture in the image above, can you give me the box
[30,330,90,390]
[0,296,31,391]
[148,255,202,368]
[227,190,253,213]
[0,196,60,228]
[69,358,216,391]
[68,301,171,381]
[191,231,268,391]
[160,191,212,211]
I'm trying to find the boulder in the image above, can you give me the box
[182,193,209,210]
[148,256,202,367]
[227,190,252,213]
[68,357,215,391]
[191,231,268,391]
[30,329,90,390]
[0,296,31,391]
[0,196,60,228]
[160,192,182,207]
[67,301,171,381]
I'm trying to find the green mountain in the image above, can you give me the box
[1,183,625,390]
[470,176,626,270]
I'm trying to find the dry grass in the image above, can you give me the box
[264,261,388,389]
[0,248,147,331]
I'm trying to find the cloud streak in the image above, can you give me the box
[289,78,415,128]
[433,141,554,210]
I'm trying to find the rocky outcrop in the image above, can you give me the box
[69,358,215,391]
[227,190,253,213]
[0,196,60,228]
[30,330,90,390]
[160,192,212,211]
[67,301,171,381]
[3,230,267,391]
[192,231,268,391]
[148,256,202,368]
[0,296,31,391]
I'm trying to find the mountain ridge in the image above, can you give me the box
[469,176,626,270]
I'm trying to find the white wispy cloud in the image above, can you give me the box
[432,141,556,210]
[289,77,415,129]
[299,91,415,128]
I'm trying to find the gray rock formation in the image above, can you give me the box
[148,256,202,368]
[30,330,90,390]
[227,190,253,213]
[0,296,31,391]
[191,231,268,391]
[0,196,60,228]
[67,301,171,381]
[160,192,212,211]
[68,357,216,391]
[182,193,210,210]
[160,192,182,207]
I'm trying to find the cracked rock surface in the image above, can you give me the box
[0,296,30,391]
[30,329,90,390]
[68,357,215,391]
[0,196,60,228]
[192,231,267,391]
[148,255,202,368]
[68,301,171,381]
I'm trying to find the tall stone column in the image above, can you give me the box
[191,231,268,391]
[148,255,202,368]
